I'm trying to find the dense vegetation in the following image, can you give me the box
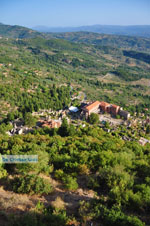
[49,31,150,52]
[12,174,53,195]
[0,32,150,120]
[123,50,150,64]
[0,24,150,225]
[1,124,150,225]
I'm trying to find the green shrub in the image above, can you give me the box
[9,208,68,226]
[0,165,7,179]
[55,169,65,180]
[12,174,53,195]
[89,113,99,124]
[62,175,78,191]
[92,203,145,226]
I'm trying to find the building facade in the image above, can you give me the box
[99,102,111,113]
[110,104,120,116]
[119,110,130,120]
[82,101,101,118]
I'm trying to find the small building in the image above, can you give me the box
[119,110,130,120]
[110,104,120,116]
[139,137,150,146]
[42,120,62,129]
[69,106,79,113]
[82,101,100,117]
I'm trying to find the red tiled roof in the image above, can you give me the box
[111,104,120,109]
[85,101,100,111]
[100,101,110,107]
[42,120,61,128]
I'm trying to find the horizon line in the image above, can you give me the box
[1,22,150,29]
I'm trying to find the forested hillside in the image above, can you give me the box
[1,124,150,226]
[0,24,150,226]
[0,23,44,39]
[0,33,150,119]
[48,31,150,52]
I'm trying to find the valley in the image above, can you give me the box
[0,23,150,226]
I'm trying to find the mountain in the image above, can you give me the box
[1,22,150,54]
[0,23,44,39]
[33,24,150,38]
[45,31,150,53]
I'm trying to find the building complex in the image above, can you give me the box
[82,101,130,120]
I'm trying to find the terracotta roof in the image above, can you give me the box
[111,104,120,109]
[85,101,100,111]
[100,101,110,107]
[42,120,61,128]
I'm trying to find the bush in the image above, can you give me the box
[92,203,145,226]
[55,169,65,180]
[12,174,53,195]
[9,208,68,226]
[89,113,99,124]
[62,175,78,191]
[55,169,78,191]
[78,164,90,175]
[0,165,7,179]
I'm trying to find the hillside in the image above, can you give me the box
[0,24,150,226]
[0,23,44,39]
[1,22,150,53]
[47,31,150,52]
[1,124,150,226]
[0,33,150,119]
[33,24,150,38]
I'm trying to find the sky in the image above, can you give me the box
[0,0,150,28]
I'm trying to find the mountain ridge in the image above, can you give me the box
[1,23,150,54]
[32,24,150,38]
[0,22,44,39]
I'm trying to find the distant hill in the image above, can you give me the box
[46,31,150,53]
[0,23,44,39]
[1,23,150,53]
[33,24,150,38]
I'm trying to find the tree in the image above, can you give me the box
[7,112,15,121]
[58,118,69,136]
[24,112,37,127]
[68,124,76,136]
[71,58,81,67]
[146,125,150,134]
[0,123,13,135]
[89,113,99,124]
[105,121,110,129]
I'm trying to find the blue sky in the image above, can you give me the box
[0,0,150,27]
